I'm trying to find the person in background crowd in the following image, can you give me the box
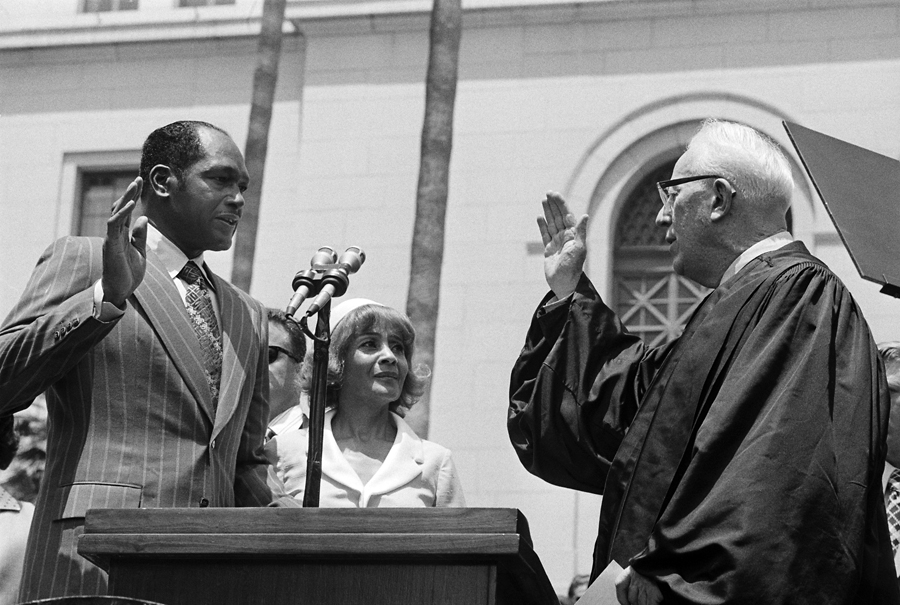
[0,120,295,600]
[879,342,900,589]
[0,416,34,605]
[508,119,897,604]
[266,298,465,507]
[559,573,590,604]
[266,308,308,439]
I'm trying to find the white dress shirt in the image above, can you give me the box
[94,223,220,325]
[267,403,309,440]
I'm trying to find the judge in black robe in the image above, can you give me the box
[508,119,898,605]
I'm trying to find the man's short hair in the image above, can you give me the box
[878,341,900,391]
[267,308,307,362]
[139,120,229,189]
[687,119,794,213]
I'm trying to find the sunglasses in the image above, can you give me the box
[268,345,302,364]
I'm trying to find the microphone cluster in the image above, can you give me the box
[285,246,366,317]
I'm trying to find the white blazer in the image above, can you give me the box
[266,409,465,508]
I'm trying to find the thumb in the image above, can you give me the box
[575,213,589,245]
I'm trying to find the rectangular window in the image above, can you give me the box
[77,170,139,237]
[81,0,139,12]
[178,0,235,7]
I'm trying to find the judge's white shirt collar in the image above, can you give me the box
[719,231,794,286]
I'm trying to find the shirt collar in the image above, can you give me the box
[0,485,21,512]
[884,461,897,491]
[719,231,794,286]
[146,223,213,289]
[267,404,309,437]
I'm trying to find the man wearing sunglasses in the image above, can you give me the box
[266,308,308,439]
[509,119,896,604]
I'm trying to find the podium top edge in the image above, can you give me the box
[84,507,529,535]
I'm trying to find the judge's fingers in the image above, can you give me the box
[574,213,589,244]
[542,192,572,234]
[536,216,552,247]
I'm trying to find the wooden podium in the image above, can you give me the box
[78,508,559,605]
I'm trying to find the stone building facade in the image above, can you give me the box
[1,0,899,591]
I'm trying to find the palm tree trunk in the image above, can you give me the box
[232,0,287,292]
[404,0,462,438]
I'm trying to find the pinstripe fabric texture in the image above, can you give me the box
[0,236,282,600]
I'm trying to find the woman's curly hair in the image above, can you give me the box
[300,304,430,416]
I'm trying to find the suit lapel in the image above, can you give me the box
[361,414,424,506]
[208,268,253,439]
[133,250,215,424]
[321,410,366,497]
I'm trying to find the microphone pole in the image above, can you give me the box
[296,246,365,508]
[302,300,330,508]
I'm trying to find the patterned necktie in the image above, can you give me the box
[178,261,222,407]
[885,469,900,561]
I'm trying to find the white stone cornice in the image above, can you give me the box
[0,0,888,49]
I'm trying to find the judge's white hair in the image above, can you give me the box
[687,119,794,214]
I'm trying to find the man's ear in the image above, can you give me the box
[710,178,735,222]
[148,165,177,198]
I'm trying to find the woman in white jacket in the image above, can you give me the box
[265,299,465,508]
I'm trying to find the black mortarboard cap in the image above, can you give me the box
[784,121,900,297]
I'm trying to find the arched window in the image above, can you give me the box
[612,161,709,346]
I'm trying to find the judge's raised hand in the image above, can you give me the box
[537,192,588,300]
[102,177,149,308]
[615,566,662,605]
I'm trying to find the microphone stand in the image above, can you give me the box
[300,303,330,508]
[287,245,365,508]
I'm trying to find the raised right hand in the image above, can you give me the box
[537,191,588,300]
[102,177,149,307]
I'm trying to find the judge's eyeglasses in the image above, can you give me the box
[268,345,302,364]
[657,174,725,206]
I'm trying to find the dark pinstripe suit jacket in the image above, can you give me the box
[0,236,282,600]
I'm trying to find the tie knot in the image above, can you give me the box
[179,262,206,287]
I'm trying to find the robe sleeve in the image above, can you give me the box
[507,273,675,494]
[631,262,896,605]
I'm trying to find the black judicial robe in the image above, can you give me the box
[508,242,899,604]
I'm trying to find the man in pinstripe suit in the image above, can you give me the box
[0,121,295,600]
